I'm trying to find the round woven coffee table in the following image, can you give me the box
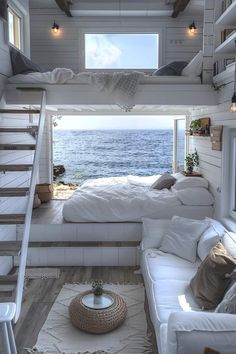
[69,290,127,334]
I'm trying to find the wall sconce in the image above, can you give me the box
[51,21,60,34]
[189,21,197,34]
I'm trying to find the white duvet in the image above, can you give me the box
[63,175,182,222]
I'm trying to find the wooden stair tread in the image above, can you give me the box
[0,127,38,133]
[0,144,35,150]
[0,109,40,114]
[28,241,140,247]
[0,164,32,171]
[0,187,29,196]
[16,87,46,92]
[0,274,17,285]
[0,214,25,224]
[0,241,21,256]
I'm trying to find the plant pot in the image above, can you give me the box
[186,166,193,174]
[33,193,41,209]
[93,294,103,305]
[36,183,54,203]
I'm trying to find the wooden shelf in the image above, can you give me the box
[213,62,235,86]
[215,1,236,26]
[215,31,236,54]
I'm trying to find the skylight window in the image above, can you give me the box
[8,6,22,50]
[84,33,159,70]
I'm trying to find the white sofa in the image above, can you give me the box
[141,221,236,354]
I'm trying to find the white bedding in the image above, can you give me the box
[8,68,201,85]
[62,175,213,223]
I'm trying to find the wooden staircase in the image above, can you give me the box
[0,90,46,322]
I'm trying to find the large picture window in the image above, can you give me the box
[84,33,159,70]
[8,6,22,50]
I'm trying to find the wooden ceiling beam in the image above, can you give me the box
[55,0,72,17]
[172,0,190,18]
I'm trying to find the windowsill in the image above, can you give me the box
[221,216,236,232]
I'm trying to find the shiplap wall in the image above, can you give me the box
[189,82,236,219]
[29,6,203,72]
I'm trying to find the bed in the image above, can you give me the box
[62,174,214,223]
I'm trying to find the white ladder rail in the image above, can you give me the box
[14,91,46,323]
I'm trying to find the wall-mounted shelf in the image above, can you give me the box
[215,1,236,26]
[215,31,236,54]
[213,63,235,86]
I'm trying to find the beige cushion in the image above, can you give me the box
[190,242,236,310]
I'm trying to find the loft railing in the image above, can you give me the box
[14,90,46,322]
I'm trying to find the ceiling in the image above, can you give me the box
[29,0,204,17]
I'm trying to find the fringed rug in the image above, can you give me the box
[26,283,152,354]
[24,268,60,279]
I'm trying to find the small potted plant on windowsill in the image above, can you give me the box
[92,280,104,304]
[185,150,199,174]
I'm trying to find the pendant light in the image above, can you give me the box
[51,21,60,34]
[230,61,236,112]
[189,21,197,34]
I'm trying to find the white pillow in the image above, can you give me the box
[182,50,203,77]
[160,216,209,263]
[141,218,170,251]
[223,231,236,257]
[197,218,226,261]
[172,176,208,190]
[175,188,214,206]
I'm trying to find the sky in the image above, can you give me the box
[85,34,159,69]
[54,115,183,130]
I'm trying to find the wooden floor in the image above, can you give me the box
[13,266,157,354]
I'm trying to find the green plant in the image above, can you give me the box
[92,280,103,296]
[185,150,199,173]
[190,119,201,130]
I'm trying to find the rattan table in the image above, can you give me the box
[69,290,127,334]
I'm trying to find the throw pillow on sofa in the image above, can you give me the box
[215,282,236,314]
[159,216,209,262]
[190,242,236,310]
[197,218,226,261]
[150,173,176,190]
[223,231,236,257]
[141,218,170,251]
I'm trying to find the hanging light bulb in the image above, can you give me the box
[230,62,236,112]
[189,21,197,34]
[51,21,60,34]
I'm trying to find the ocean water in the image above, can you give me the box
[53,129,176,184]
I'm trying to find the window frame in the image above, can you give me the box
[229,129,236,220]
[173,117,186,173]
[79,28,163,73]
[7,1,24,51]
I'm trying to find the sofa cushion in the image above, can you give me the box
[141,218,170,251]
[150,173,176,190]
[215,282,236,314]
[160,216,209,262]
[190,242,236,309]
[223,231,236,257]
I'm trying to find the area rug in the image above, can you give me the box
[26,283,152,354]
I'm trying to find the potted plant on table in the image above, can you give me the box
[185,150,199,174]
[92,280,104,304]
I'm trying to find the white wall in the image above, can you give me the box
[189,82,236,219]
[29,5,203,72]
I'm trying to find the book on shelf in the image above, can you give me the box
[221,0,232,13]
[213,58,235,76]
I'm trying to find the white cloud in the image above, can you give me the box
[86,34,122,68]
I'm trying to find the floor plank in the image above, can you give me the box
[13,266,157,354]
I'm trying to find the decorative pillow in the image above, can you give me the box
[190,242,236,309]
[10,46,41,76]
[182,50,203,77]
[159,216,209,262]
[223,231,236,258]
[175,188,214,206]
[141,218,170,251]
[197,219,225,261]
[152,61,188,76]
[151,173,176,190]
[215,283,236,314]
[172,176,208,190]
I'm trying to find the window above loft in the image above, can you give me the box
[84,33,159,70]
[8,5,22,50]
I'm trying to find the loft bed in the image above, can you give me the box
[5,49,217,107]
